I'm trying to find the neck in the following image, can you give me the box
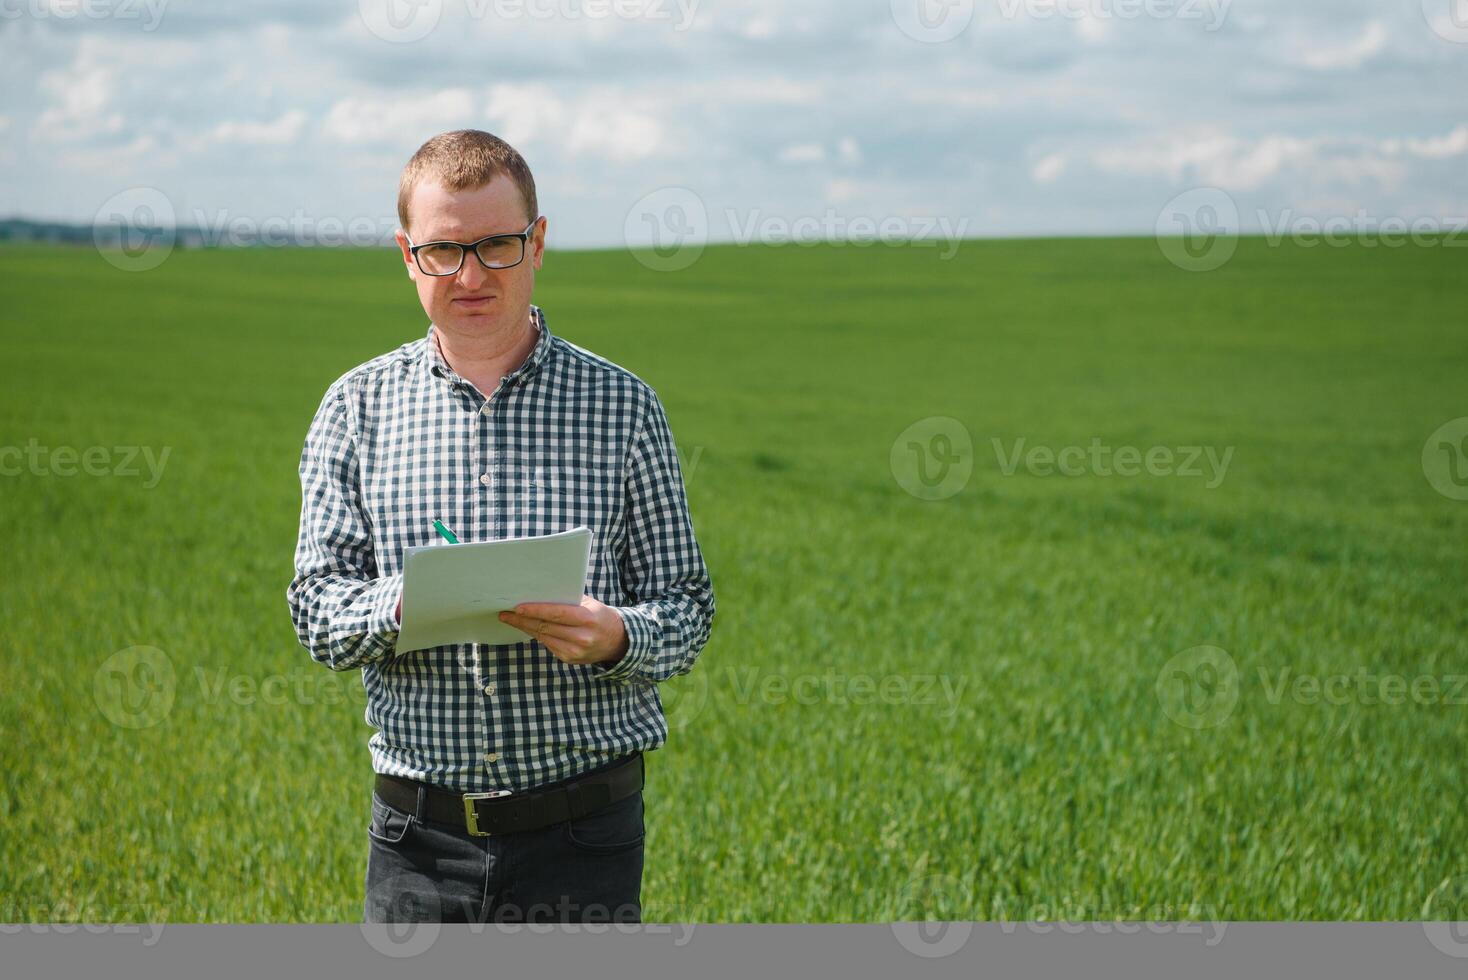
[434,308,538,396]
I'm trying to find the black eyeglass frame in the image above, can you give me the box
[405,217,542,276]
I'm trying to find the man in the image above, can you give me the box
[286,129,715,924]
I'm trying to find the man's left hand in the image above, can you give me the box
[499,595,629,666]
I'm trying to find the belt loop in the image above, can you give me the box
[566,781,583,820]
[415,784,427,820]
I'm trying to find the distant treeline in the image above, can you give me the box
[0,217,401,248]
[0,218,211,248]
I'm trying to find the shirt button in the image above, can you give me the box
[483,684,495,696]
[485,752,498,763]
[480,404,491,416]
[479,474,491,486]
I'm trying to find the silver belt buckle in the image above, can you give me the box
[463,790,512,836]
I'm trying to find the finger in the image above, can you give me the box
[500,614,589,645]
[513,602,592,626]
[542,635,598,664]
[531,621,588,643]
[497,612,543,637]
[499,612,550,636]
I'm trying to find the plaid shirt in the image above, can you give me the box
[286,305,715,793]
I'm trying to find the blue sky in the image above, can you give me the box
[1,0,1465,248]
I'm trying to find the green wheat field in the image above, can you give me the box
[1,236,1464,922]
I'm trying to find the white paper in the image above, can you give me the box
[394,525,593,653]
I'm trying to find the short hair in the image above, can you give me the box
[397,129,538,233]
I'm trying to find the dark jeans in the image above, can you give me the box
[362,760,645,924]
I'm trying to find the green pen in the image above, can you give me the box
[432,519,460,544]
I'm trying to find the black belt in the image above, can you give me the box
[374,753,644,837]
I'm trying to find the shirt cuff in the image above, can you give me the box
[597,604,658,682]
[369,574,404,651]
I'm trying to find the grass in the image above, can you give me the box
[0,235,1464,921]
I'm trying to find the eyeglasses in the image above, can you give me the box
[405,218,541,276]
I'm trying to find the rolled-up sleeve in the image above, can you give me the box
[286,383,402,671]
[598,389,716,685]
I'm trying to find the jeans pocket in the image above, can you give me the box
[563,791,645,855]
[366,792,416,846]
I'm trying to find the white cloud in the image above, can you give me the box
[32,65,123,143]
[1074,11,1116,45]
[777,138,861,167]
[1084,127,1424,193]
[1399,124,1468,161]
[211,110,308,146]
[778,142,825,164]
[482,84,557,149]
[741,17,778,39]
[322,89,476,145]
[565,103,665,163]
[483,85,667,163]
[1298,19,1388,71]
[1032,152,1066,184]
[50,133,162,174]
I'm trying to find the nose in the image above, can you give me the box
[455,250,492,290]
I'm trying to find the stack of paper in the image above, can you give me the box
[395,526,592,653]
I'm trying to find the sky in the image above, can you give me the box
[1,0,1466,249]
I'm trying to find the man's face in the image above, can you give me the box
[394,174,545,340]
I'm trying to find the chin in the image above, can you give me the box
[441,306,502,329]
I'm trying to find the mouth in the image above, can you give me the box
[452,295,496,308]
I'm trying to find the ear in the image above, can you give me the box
[394,229,416,280]
[530,216,547,271]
